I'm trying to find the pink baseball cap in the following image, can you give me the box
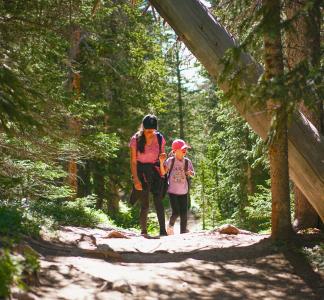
[172,139,190,151]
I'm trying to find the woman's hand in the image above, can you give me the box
[134,178,143,190]
[159,152,167,163]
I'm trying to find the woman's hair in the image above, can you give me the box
[136,114,158,153]
[136,125,146,153]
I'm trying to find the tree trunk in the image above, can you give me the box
[263,0,293,239]
[149,0,324,221]
[107,181,119,216]
[77,160,91,198]
[175,42,185,140]
[285,0,322,230]
[92,161,105,210]
[67,25,81,195]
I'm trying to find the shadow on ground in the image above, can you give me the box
[21,231,324,300]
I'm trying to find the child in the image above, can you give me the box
[159,139,195,234]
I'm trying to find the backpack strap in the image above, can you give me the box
[184,157,191,189]
[135,132,139,153]
[167,157,175,179]
[184,157,189,172]
[156,131,163,154]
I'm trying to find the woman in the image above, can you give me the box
[129,114,168,236]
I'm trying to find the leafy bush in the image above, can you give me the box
[0,247,40,298]
[0,157,73,202]
[0,202,40,238]
[29,196,111,228]
[243,184,271,232]
[110,201,159,234]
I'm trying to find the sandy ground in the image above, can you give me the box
[11,219,324,300]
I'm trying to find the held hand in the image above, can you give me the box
[185,170,194,177]
[134,179,143,191]
[159,152,167,162]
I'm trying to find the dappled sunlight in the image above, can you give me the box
[22,226,323,299]
[34,247,318,300]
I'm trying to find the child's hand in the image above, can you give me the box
[186,170,194,177]
[159,152,167,162]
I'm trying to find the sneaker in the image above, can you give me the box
[167,225,174,235]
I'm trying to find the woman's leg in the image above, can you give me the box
[168,193,180,227]
[152,193,167,235]
[139,190,150,234]
[178,194,188,234]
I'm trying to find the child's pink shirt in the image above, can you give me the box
[165,157,194,195]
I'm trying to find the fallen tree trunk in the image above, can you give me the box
[150,0,324,220]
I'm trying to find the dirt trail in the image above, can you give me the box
[13,225,324,300]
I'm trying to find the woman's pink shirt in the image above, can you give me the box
[129,132,166,163]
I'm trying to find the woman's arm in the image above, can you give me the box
[130,147,142,190]
[159,153,168,176]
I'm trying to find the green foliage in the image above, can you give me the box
[0,250,20,298]
[0,0,169,219]
[0,155,73,202]
[0,203,40,238]
[244,183,272,232]
[0,247,40,298]
[110,201,140,230]
[110,201,160,235]
[29,196,111,228]
[187,88,270,231]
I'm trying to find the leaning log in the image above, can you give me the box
[150,0,324,220]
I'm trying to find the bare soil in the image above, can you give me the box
[12,222,324,300]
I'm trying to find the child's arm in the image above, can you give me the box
[185,160,195,177]
[159,153,168,176]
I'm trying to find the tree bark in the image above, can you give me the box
[77,160,91,198]
[107,181,120,216]
[175,42,185,140]
[67,25,81,195]
[92,160,105,209]
[149,0,324,221]
[263,0,293,239]
[285,0,322,230]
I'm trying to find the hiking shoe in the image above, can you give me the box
[167,225,174,235]
[159,231,168,237]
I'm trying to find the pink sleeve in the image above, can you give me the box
[164,157,170,168]
[129,135,137,149]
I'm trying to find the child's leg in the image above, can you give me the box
[179,194,188,234]
[139,190,150,234]
[168,193,180,226]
